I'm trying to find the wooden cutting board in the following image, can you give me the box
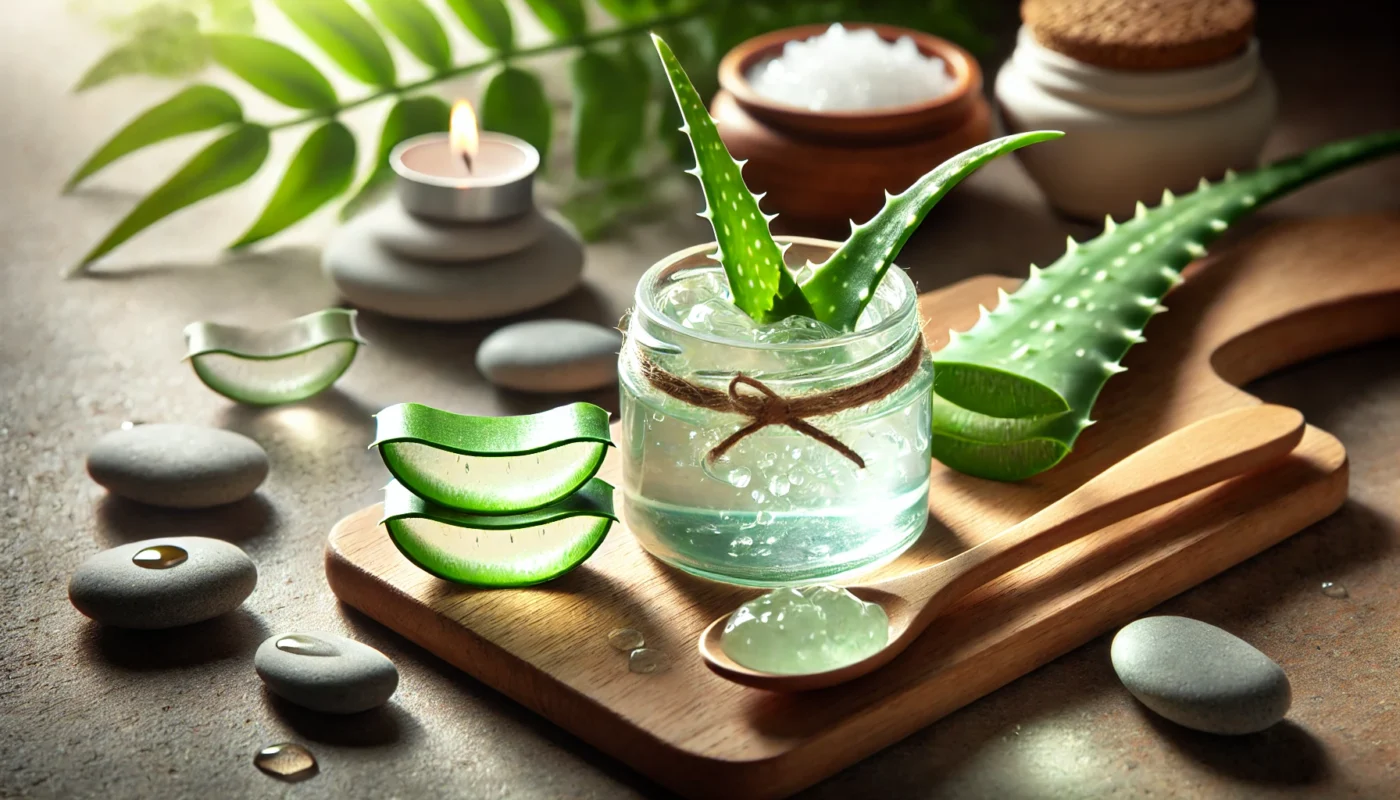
[326,214,1400,800]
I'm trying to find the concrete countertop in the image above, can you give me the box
[2,3,1397,798]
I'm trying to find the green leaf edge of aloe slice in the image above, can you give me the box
[372,401,614,515]
[380,477,616,587]
[183,307,367,406]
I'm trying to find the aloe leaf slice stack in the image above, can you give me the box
[373,402,613,515]
[381,478,616,587]
[931,130,1400,481]
[183,308,365,405]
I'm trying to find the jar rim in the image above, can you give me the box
[632,237,918,354]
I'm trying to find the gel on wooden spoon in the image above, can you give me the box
[701,404,1305,691]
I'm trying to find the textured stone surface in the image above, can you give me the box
[325,209,584,321]
[1112,616,1291,734]
[476,319,622,392]
[365,201,547,263]
[255,632,398,714]
[86,423,268,508]
[68,537,257,629]
[3,5,1399,799]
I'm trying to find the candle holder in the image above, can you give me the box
[323,125,583,322]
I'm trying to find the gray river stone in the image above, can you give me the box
[1111,616,1291,735]
[324,209,584,322]
[255,631,399,714]
[68,536,257,629]
[86,423,268,509]
[476,319,622,392]
[364,202,547,263]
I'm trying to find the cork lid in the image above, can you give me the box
[1022,0,1255,71]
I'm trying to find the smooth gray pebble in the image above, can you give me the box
[68,536,257,629]
[86,423,268,509]
[476,319,622,392]
[1112,616,1291,735]
[255,631,399,714]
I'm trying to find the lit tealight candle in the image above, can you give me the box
[390,99,539,223]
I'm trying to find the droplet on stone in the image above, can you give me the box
[275,634,340,658]
[607,627,645,652]
[628,648,670,674]
[254,743,318,782]
[1320,581,1348,599]
[131,544,188,570]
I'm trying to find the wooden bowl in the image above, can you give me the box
[712,23,992,235]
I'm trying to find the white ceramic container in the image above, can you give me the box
[995,27,1276,219]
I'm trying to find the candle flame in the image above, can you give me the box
[450,99,479,173]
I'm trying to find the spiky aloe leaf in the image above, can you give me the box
[802,131,1064,330]
[651,33,812,323]
[931,129,1400,481]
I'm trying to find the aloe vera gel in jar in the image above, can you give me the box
[619,240,933,586]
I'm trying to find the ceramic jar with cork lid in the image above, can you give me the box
[996,0,1276,219]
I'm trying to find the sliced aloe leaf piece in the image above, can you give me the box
[381,478,616,587]
[372,402,613,514]
[183,308,365,405]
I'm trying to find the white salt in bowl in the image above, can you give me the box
[712,23,991,233]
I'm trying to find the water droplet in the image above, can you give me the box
[1063,297,1081,309]
[607,628,645,651]
[628,648,670,674]
[131,544,187,569]
[768,475,790,496]
[254,743,318,782]
[726,467,752,488]
[1321,581,1349,599]
[275,634,339,657]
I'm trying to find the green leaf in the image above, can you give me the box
[570,50,647,179]
[75,8,208,91]
[652,33,808,323]
[363,0,452,71]
[481,66,552,165]
[595,0,665,23]
[66,85,242,191]
[340,94,451,220]
[206,33,337,110]
[233,121,356,248]
[802,131,1064,330]
[442,0,514,50]
[523,0,586,38]
[271,0,395,86]
[74,124,269,272]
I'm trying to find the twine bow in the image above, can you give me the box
[637,338,927,469]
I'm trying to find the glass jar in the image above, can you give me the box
[618,238,933,586]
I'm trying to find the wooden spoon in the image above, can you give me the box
[699,404,1306,691]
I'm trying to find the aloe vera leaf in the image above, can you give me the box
[930,129,1400,481]
[372,402,613,514]
[381,478,615,587]
[184,308,365,406]
[651,33,812,323]
[801,131,1064,331]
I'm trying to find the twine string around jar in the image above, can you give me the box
[637,338,928,469]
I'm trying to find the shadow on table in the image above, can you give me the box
[83,608,267,670]
[1142,714,1331,786]
[264,691,420,748]
[93,493,278,547]
[335,603,681,798]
